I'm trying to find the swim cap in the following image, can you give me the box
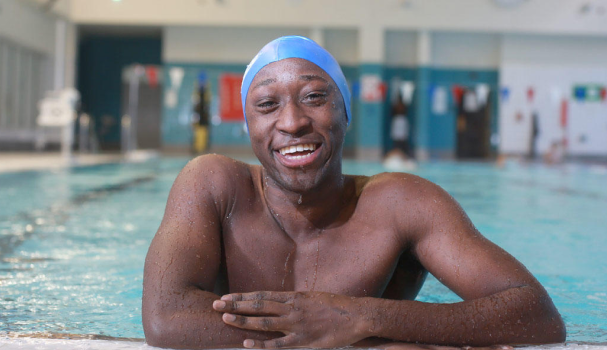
[241,36,351,126]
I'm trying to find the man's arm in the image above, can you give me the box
[213,174,565,348]
[367,174,566,345]
[351,175,565,346]
[142,155,278,349]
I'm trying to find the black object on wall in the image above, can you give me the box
[77,34,161,150]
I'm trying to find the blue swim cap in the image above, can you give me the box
[241,36,351,126]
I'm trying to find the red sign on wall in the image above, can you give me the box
[219,74,244,122]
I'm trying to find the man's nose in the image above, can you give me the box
[275,100,312,137]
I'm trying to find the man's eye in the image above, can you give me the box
[257,101,276,109]
[304,92,327,103]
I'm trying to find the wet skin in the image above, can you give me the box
[142,59,565,349]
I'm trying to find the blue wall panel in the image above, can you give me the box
[357,64,384,149]
[340,65,359,151]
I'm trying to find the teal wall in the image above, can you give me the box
[356,64,384,150]
[340,65,359,151]
[77,36,162,149]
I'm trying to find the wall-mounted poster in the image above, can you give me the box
[219,73,244,122]
[360,74,383,102]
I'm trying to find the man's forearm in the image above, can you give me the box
[357,285,565,346]
[143,288,280,349]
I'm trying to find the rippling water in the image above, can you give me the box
[0,157,606,343]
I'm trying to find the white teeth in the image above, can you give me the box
[278,143,317,156]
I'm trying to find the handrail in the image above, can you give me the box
[121,114,132,154]
[78,113,99,154]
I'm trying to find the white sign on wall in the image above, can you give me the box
[360,74,383,102]
[499,65,607,156]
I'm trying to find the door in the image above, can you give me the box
[456,87,491,159]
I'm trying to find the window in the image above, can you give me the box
[0,37,49,137]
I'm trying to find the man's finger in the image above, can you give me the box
[221,291,296,303]
[213,300,291,315]
[221,314,288,332]
[243,334,298,349]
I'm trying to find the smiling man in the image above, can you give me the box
[142,36,565,350]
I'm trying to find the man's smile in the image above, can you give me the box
[274,142,322,168]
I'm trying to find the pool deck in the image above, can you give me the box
[1,337,606,350]
[0,151,160,173]
[0,148,260,173]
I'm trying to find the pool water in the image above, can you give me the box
[1,157,606,344]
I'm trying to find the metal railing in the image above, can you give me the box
[78,113,98,154]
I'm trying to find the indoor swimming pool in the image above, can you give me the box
[1,157,606,349]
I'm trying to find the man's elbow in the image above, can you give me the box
[542,313,567,344]
[143,314,190,349]
[143,313,220,349]
[143,315,174,349]
[532,292,567,344]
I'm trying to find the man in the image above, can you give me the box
[142,36,565,349]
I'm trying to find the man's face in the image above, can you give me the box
[245,58,347,193]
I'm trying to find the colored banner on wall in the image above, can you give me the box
[499,86,510,103]
[451,85,465,105]
[573,85,607,102]
[527,87,535,103]
[219,73,244,122]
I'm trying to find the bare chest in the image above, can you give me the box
[221,211,403,298]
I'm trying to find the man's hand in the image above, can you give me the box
[212,291,368,349]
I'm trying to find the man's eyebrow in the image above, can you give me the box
[299,74,329,83]
[252,78,276,90]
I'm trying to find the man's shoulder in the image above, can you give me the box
[357,171,441,200]
[176,154,258,194]
[353,171,454,224]
[185,154,259,180]
[169,154,260,219]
